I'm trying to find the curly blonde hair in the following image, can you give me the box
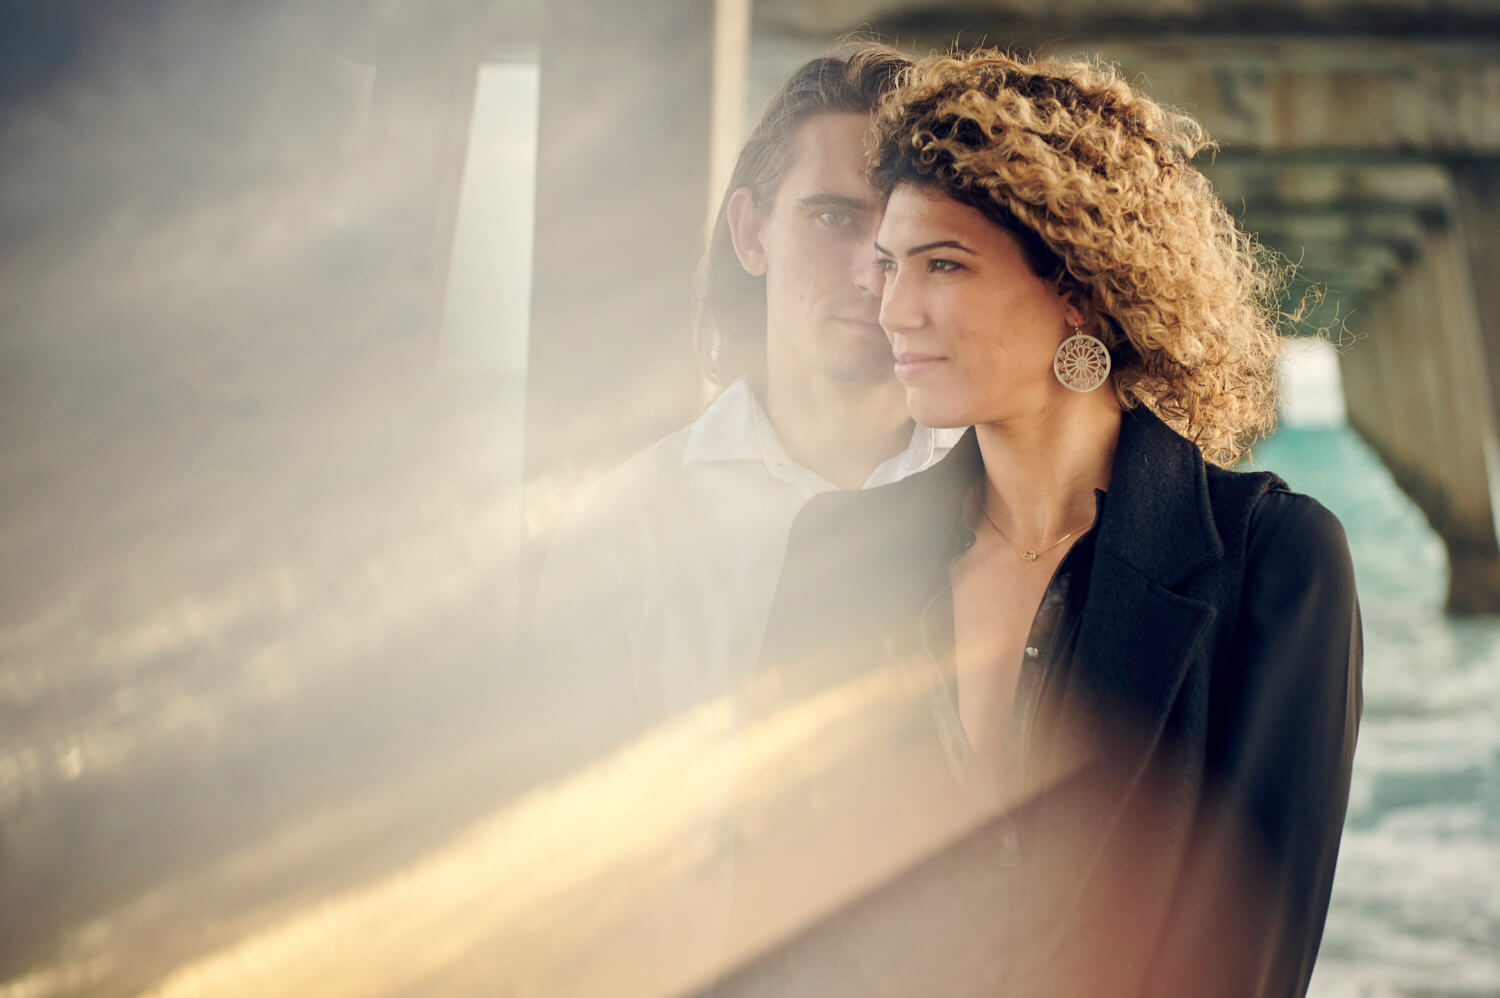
[870,49,1287,466]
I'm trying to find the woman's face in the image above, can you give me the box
[873,184,1083,429]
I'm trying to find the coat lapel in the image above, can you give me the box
[1059,406,1223,772]
[766,407,1226,786]
[818,409,1226,772]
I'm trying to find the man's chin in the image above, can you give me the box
[815,340,903,387]
[821,358,902,387]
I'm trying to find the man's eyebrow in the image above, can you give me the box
[797,194,877,211]
[872,239,978,257]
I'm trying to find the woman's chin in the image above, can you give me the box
[906,391,973,431]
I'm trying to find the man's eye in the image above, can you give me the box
[817,209,852,227]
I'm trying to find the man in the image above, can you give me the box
[535,42,957,738]
[524,43,959,995]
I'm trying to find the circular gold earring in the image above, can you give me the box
[1053,324,1112,392]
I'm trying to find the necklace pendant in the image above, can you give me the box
[1022,550,1038,561]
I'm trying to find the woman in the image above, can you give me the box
[723,50,1361,998]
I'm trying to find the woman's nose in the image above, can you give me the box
[879,269,922,334]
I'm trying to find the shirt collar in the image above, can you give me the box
[682,378,965,489]
[681,379,771,466]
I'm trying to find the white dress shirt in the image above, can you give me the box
[524,379,960,992]
[533,378,962,727]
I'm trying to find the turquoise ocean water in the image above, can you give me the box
[1253,427,1500,996]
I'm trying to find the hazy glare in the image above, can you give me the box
[0,4,1455,996]
[440,63,539,375]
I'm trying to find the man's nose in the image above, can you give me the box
[852,240,885,298]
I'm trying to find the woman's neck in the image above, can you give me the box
[975,392,1122,548]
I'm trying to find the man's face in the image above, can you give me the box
[743,113,892,385]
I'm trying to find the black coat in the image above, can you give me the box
[719,405,1363,998]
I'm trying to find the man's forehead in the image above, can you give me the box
[777,111,881,200]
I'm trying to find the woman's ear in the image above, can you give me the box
[1059,291,1089,331]
[726,187,768,277]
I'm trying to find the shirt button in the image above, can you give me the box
[1025,646,1040,659]
[998,820,1022,867]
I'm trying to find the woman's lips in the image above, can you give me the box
[893,352,945,380]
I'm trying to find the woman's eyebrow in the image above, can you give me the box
[873,238,978,257]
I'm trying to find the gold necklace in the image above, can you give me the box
[980,503,1094,562]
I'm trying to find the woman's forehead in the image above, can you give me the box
[879,186,1009,244]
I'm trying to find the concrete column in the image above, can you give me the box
[365,25,484,359]
[1452,162,1500,470]
[1341,221,1500,612]
[523,0,719,535]
[1429,184,1500,612]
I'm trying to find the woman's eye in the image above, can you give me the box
[929,258,962,274]
[817,209,852,228]
[878,258,897,275]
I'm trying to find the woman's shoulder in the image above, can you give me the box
[1202,461,1341,535]
[1248,487,1354,579]
[1200,463,1354,583]
[1221,482,1359,622]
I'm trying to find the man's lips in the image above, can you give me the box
[893,351,945,379]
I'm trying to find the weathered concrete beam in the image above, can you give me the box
[1242,216,1416,297]
[757,0,1500,41]
[1227,200,1449,232]
[1248,237,1406,296]
[1204,161,1454,211]
[345,0,542,62]
[1294,271,1390,305]
[1237,211,1426,256]
[1299,264,1399,301]
[1207,162,1450,300]
[1094,40,1500,156]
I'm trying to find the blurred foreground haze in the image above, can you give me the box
[2,2,1498,996]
